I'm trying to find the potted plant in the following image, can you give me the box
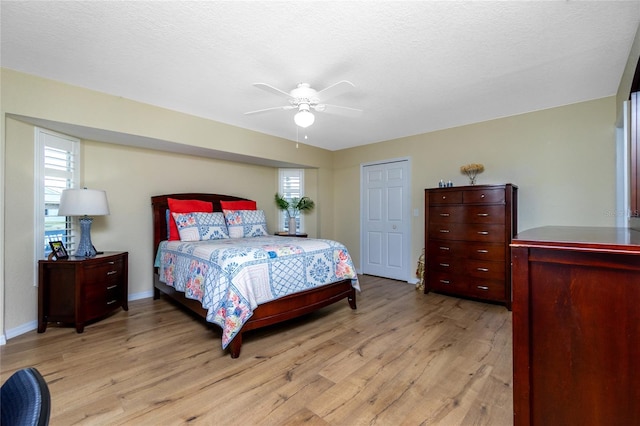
[274,193,315,234]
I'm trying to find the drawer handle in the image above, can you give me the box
[477,231,489,235]
[439,279,450,284]
[439,213,450,217]
[107,299,118,305]
[477,285,489,291]
[439,246,450,251]
[107,285,118,290]
[477,249,489,253]
[477,267,489,272]
[439,229,450,233]
[442,195,446,200]
[108,261,115,265]
[107,270,117,275]
[477,213,489,217]
[439,263,450,267]
[481,194,485,198]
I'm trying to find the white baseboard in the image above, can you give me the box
[4,320,38,342]
[129,290,153,301]
[1,293,154,345]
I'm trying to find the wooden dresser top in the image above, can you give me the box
[512,226,640,254]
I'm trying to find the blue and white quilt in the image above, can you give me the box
[154,236,359,348]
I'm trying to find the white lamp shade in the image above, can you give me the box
[58,188,110,216]
[294,110,315,128]
[294,102,315,128]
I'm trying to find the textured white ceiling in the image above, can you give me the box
[2,1,639,151]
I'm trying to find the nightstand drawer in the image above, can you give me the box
[83,259,124,284]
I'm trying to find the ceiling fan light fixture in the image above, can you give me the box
[294,104,315,128]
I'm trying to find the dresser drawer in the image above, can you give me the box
[429,223,505,242]
[459,278,505,301]
[428,255,457,273]
[430,205,505,224]
[464,260,505,280]
[428,271,458,293]
[428,240,505,261]
[465,242,506,261]
[429,190,462,205]
[463,188,505,204]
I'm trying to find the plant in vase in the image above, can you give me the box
[274,193,315,234]
[460,163,485,185]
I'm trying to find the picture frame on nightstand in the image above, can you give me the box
[49,241,68,260]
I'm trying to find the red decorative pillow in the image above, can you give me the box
[220,200,257,211]
[167,198,213,241]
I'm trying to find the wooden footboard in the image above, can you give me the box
[154,274,356,358]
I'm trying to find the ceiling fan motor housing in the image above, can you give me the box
[290,83,320,108]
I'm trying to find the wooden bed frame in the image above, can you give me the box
[151,193,357,358]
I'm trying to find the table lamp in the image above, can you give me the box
[58,188,110,257]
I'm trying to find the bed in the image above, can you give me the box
[152,193,359,358]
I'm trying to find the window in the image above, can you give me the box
[278,169,304,232]
[35,128,80,259]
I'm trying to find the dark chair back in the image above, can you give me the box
[1,367,50,426]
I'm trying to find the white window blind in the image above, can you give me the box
[278,169,304,232]
[35,128,80,260]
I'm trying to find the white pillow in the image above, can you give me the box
[171,212,229,241]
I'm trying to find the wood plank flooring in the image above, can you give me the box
[1,275,513,425]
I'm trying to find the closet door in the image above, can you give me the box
[361,159,410,281]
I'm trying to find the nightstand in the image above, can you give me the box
[274,232,308,238]
[38,251,128,333]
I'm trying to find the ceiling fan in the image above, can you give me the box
[245,80,362,128]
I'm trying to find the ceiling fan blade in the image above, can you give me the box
[252,83,293,99]
[316,80,355,100]
[244,105,295,115]
[316,103,363,117]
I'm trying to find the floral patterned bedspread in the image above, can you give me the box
[154,236,359,349]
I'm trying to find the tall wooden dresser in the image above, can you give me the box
[424,184,517,309]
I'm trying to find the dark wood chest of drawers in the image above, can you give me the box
[38,251,128,333]
[424,184,517,309]
[511,227,640,425]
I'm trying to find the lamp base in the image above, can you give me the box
[75,216,97,257]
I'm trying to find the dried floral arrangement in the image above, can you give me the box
[460,163,485,185]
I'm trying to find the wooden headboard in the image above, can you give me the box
[151,193,252,255]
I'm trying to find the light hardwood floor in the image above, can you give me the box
[1,275,513,425]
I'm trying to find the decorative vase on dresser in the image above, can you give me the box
[424,184,517,310]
